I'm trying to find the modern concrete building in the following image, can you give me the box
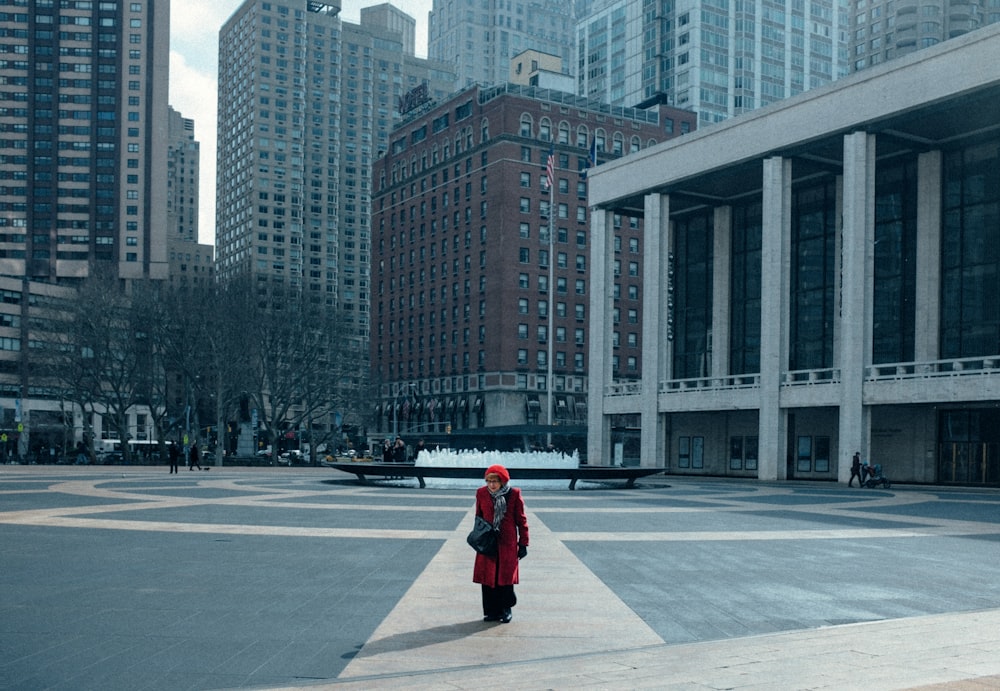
[428,0,576,91]
[370,83,694,451]
[586,25,1000,485]
[849,0,1000,71]
[216,0,453,348]
[0,0,170,282]
[576,0,847,124]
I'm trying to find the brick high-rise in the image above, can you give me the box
[370,83,694,451]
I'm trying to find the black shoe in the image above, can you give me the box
[483,613,500,622]
[499,609,512,623]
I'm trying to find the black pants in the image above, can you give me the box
[481,584,516,617]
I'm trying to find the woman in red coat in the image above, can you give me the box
[473,464,529,623]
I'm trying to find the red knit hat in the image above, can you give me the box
[484,464,510,484]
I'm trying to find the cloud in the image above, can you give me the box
[167,0,434,247]
[170,1,241,71]
[168,50,219,246]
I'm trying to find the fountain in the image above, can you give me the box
[324,447,662,490]
[413,448,578,489]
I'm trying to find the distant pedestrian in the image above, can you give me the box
[382,439,392,463]
[189,442,202,471]
[392,437,406,463]
[168,443,181,474]
[849,452,862,487]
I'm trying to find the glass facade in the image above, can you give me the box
[941,140,1000,359]
[872,157,918,364]
[938,408,1000,484]
[672,211,714,379]
[790,181,836,371]
[730,201,762,375]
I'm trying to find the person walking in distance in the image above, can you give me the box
[849,452,862,487]
[168,442,181,474]
[189,442,202,471]
[473,464,529,624]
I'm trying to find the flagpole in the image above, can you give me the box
[546,152,555,450]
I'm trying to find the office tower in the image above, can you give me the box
[428,0,576,90]
[0,0,169,458]
[166,107,199,245]
[0,0,170,282]
[216,0,453,345]
[370,83,694,450]
[576,0,847,125]
[360,3,415,55]
[164,106,211,289]
[849,0,999,71]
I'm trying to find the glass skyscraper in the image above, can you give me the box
[576,0,848,124]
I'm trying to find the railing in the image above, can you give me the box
[866,356,1000,381]
[781,368,840,385]
[605,374,761,397]
[663,374,761,392]
[602,356,1000,400]
[605,381,642,397]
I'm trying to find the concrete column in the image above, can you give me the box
[712,206,732,379]
[915,150,942,363]
[587,207,614,465]
[640,193,669,468]
[759,157,792,481]
[838,131,876,482]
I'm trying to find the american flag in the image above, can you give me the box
[545,147,555,190]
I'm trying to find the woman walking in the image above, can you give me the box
[473,464,529,623]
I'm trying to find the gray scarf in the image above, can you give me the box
[489,484,510,531]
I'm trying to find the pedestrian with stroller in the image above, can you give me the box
[861,457,875,484]
[849,452,862,487]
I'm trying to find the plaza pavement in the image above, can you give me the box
[1,465,999,690]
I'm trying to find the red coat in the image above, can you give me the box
[472,485,529,587]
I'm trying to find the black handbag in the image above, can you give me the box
[467,515,498,556]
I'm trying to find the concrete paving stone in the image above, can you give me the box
[4,469,1000,690]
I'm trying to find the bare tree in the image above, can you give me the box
[44,269,153,463]
[243,293,326,463]
[293,310,370,463]
[154,275,255,463]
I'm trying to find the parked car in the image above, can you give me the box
[278,450,306,465]
[97,451,123,465]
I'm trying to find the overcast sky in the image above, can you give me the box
[168,0,433,246]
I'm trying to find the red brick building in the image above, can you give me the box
[371,83,694,452]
